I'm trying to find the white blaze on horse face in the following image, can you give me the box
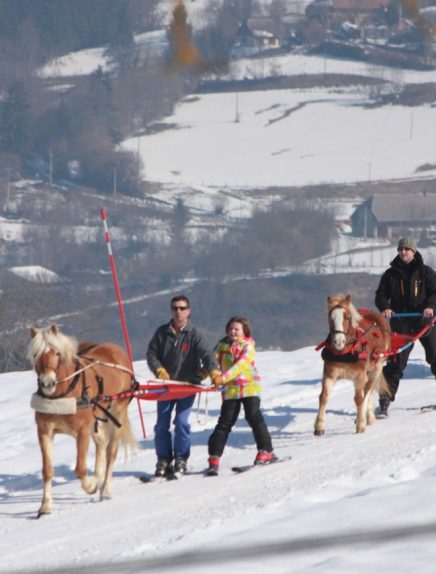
[331,307,347,351]
[36,350,59,396]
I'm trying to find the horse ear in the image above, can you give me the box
[30,327,37,338]
[345,294,352,304]
[50,324,58,335]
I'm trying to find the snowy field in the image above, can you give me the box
[123,88,436,187]
[2,345,436,573]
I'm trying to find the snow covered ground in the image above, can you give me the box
[2,345,436,573]
[5,25,436,571]
[123,86,436,188]
[37,4,436,190]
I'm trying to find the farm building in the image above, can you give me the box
[351,193,436,243]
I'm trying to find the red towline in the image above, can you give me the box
[101,379,219,402]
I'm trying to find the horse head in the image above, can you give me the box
[327,294,361,352]
[28,325,79,397]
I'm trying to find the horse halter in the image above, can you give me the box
[35,348,62,396]
[329,305,352,336]
[328,304,355,353]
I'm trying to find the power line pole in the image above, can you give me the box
[49,148,53,186]
[6,167,11,204]
[235,93,240,123]
[113,166,117,202]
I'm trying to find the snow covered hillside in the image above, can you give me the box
[2,345,436,573]
[123,69,436,188]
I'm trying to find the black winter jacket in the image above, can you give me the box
[375,251,436,333]
[146,321,217,384]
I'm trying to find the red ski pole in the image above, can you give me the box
[100,208,146,438]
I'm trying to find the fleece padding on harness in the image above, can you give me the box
[31,393,77,414]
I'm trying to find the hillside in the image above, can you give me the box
[1,4,436,370]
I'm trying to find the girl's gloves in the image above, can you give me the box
[210,369,224,388]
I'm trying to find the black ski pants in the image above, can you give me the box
[380,325,436,401]
[208,396,273,457]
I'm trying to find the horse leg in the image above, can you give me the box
[366,361,384,425]
[100,401,136,500]
[75,429,98,495]
[93,422,108,490]
[314,370,336,436]
[366,392,376,426]
[354,373,368,433]
[37,428,54,517]
[100,427,121,500]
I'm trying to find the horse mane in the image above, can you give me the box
[27,326,79,366]
[327,293,362,328]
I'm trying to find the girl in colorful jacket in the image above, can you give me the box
[207,316,276,474]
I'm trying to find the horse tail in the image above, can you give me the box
[377,372,392,399]
[105,400,138,459]
[119,412,138,456]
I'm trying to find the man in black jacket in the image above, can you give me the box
[375,237,436,416]
[146,295,220,476]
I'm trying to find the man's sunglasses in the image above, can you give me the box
[398,247,413,252]
[172,306,189,311]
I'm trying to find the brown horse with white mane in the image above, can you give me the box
[315,294,391,435]
[28,325,137,517]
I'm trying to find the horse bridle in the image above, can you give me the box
[36,352,84,399]
[329,305,352,338]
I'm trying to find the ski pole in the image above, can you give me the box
[100,208,146,438]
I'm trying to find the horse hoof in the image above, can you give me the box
[314,429,325,436]
[37,509,51,518]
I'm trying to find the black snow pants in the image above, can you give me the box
[208,396,273,457]
[380,324,436,401]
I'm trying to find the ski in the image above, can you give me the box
[139,469,194,483]
[139,472,177,484]
[421,405,436,412]
[376,412,389,419]
[231,455,291,474]
[205,468,219,477]
[169,471,184,480]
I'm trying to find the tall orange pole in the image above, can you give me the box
[100,208,146,438]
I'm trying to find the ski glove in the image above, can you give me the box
[156,367,170,380]
[210,369,224,388]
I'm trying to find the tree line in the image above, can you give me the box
[0,195,336,372]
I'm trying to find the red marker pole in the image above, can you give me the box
[100,208,146,438]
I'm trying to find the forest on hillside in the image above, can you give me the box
[0,0,386,372]
[0,0,262,196]
[0,180,338,372]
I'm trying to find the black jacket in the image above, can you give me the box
[146,321,217,384]
[375,250,436,333]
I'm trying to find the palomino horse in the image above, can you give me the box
[314,294,391,435]
[28,325,137,517]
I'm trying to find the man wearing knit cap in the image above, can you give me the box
[375,237,436,416]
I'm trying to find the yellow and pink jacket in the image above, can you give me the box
[215,336,262,400]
